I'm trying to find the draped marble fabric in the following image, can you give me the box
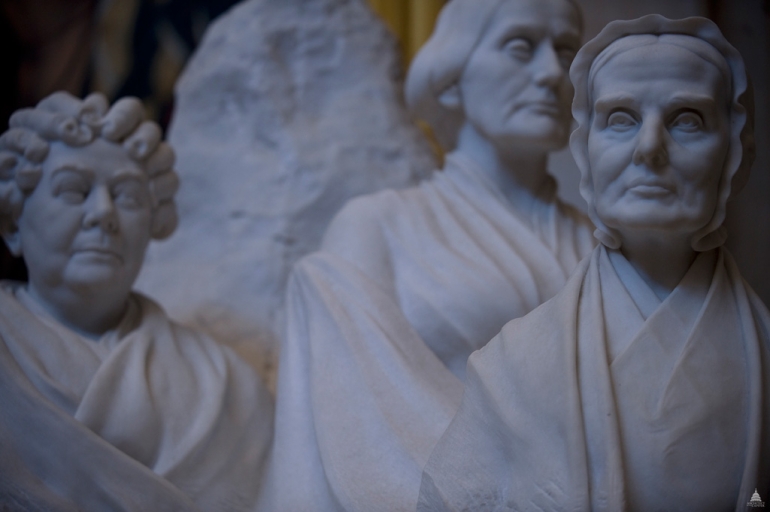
[321,152,595,380]
[0,283,273,512]
[260,153,594,511]
[418,246,770,511]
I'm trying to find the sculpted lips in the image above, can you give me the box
[509,95,564,117]
[525,101,562,116]
[73,246,123,262]
[627,177,675,198]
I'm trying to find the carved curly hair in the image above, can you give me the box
[0,91,179,242]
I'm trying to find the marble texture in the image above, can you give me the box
[418,15,768,511]
[134,0,436,379]
[547,0,710,212]
[262,1,596,510]
[0,92,272,511]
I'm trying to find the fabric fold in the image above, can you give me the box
[261,154,594,511]
[0,283,273,512]
[418,246,770,511]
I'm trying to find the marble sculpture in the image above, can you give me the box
[418,15,767,512]
[261,0,596,510]
[133,0,436,384]
[0,92,273,512]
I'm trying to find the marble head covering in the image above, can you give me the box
[406,0,582,150]
[570,15,755,251]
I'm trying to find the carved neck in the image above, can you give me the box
[618,231,697,301]
[454,122,551,215]
[26,281,129,340]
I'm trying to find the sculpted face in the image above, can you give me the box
[16,138,152,299]
[457,0,581,149]
[587,43,731,238]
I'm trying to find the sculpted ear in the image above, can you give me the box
[437,83,462,111]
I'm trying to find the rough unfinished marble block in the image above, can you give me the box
[135,0,436,382]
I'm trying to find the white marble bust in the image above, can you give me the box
[261,1,596,511]
[0,92,272,512]
[418,15,767,512]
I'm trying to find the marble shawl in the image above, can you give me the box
[260,153,594,511]
[0,284,273,512]
[418,246,770,512]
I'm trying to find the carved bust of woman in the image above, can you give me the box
[0,92,272,511]
[0,93,179,338]
[418,15,766,511]
[326,0,595,378]
[261,1,595,510]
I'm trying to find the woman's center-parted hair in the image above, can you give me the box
[405,0,583,151]
[569,15,755,252]
[0,92,179,242]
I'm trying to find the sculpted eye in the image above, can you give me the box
[607,111,637,131]
[113,181,148,209]
[60,189,87,204]
[504,37,533,60]
[54,175,89,204]
[670,111,703,132]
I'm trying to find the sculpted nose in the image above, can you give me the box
[83,186,118,232]
[533,44,565,88]
[632,116,669,169]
